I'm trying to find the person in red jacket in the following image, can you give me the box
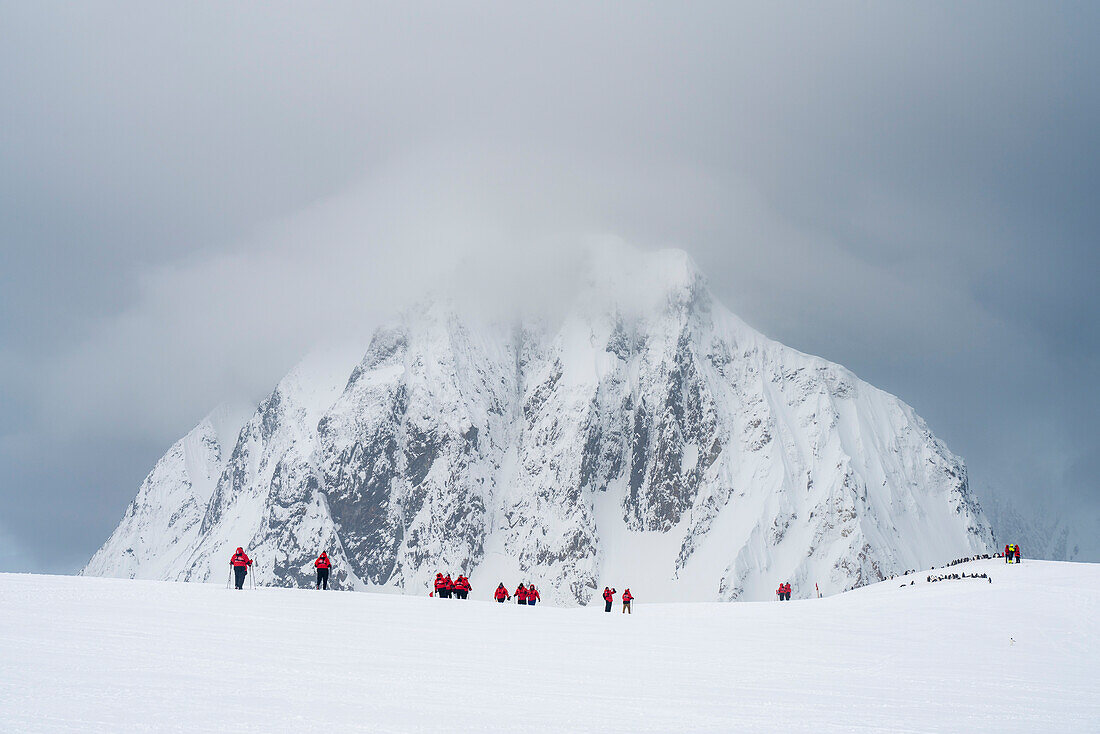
[230,547,252,590]
[434,572,446,598]
[454,575,471,600]
[622,588,633,614]
[1014,545,1022,564]
[314,551,332,590]
[783,582,792,601]
[526,585,540,606]
[494,582,509,603]
[442,574,455,599]
[602,586,616,613]
[515,583,528,605]
[1004,544,1011,563]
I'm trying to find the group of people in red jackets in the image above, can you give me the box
[1003,544,1022,563]
[601,586,633,613]
[433,572,472,599]
[775,582,792,601]
[494,582,542,605]
[232,547,638,610]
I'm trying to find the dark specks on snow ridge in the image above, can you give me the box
[84,248,994,604]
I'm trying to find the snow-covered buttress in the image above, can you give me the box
[84,248,993,604]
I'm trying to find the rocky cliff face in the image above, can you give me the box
[84,248,993,603]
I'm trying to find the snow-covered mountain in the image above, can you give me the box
[82,401,253,581]
[84,247,993,603]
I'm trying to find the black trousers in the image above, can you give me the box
[497,598,506,603]
[234,566,247,589]
[604,600,612,612]
[316,568,329,589]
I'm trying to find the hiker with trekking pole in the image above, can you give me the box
[230,546,253,590]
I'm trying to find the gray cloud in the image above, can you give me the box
[1,2,1097,571]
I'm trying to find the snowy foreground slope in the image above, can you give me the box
[86,247,992,603]
[3,560,1096,733]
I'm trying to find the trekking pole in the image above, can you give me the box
[226,568,231,589]
[249,564,255,590]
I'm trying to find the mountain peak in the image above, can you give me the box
[578,242,710,319]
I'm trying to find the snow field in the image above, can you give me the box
[1,559,1096,733]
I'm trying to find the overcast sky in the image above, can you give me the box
[1,2,1097,573]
